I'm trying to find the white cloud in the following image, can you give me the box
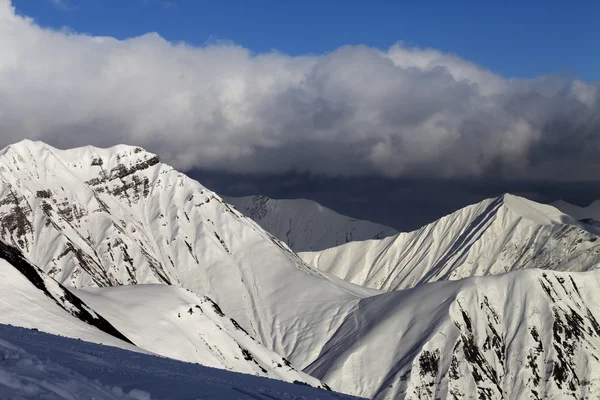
[0,0,598,180]
[48,0,74,11]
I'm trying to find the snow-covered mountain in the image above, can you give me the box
[0,238,328,387]
[0,140,370,388]
[225,195,397,252]
[5,238,600,399]
[0,140,373,341]
[0,324,358,399]
[2,140,600,399]
[301,194,600,291]
[75,284,329,385]
[304,268,600,399]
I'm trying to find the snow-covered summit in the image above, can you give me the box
[0,139,160,184]
[0,140,375,377]
[225,195,397,252]
[502,193,577,225]
[301,194,600,291]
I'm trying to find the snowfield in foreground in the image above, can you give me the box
[0,323,360,400]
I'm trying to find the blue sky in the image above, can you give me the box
[12,0,599,81]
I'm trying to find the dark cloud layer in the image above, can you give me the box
[1,0,599,183]
[193,169,600,231]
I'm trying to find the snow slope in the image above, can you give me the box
[0,323,360,400]
[301,194,600,291]
[0,230,326,387]
[304,269,600,399]
[75,285,328,386]
[225,195,397,252]
[7,239,600,399]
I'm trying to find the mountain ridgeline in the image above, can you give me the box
[0,140,599,399]
[300,194,600,291]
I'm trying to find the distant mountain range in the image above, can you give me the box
[0,140,599,399]
[225,195,397,252]
[552,199,600,227]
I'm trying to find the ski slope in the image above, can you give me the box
[301,194,600,291]
[0,323,359,400]
[225,195,397,252]
[75,284,329,385]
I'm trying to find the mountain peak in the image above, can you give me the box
[302,193,600,292]
[1,140,158,165]
[501,193,573,225]
[0,140,162,186]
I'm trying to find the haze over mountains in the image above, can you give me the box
[0,140,599,399]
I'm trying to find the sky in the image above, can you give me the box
[2,0,600,228]
[11,0,600,81]
[14,0,600,80]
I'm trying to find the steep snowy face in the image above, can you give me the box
[0,140,373,363]
[75,285,329,387]
[225,195,397,252]
[0,237,328,387]
[305,269,600,400]
[301,194,600,291]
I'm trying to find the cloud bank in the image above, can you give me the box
[1,0,599,180]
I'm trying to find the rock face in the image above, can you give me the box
[2,140,600,399]
[225,195,397,252]
[301,194,600,291]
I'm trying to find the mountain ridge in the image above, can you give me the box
[2,140,600,399]
[301,193,600,292]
